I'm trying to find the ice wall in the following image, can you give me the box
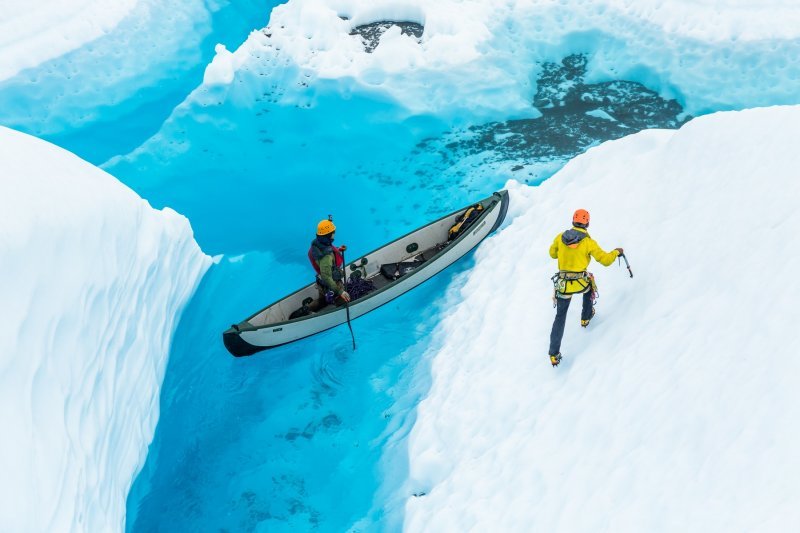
[0,126,210,532]
[405,106,800,531]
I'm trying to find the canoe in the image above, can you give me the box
[223,190,509,356]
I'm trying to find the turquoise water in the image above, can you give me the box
[125,250,460,531]
[0,7,688,531]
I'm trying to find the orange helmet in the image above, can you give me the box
[316,219,336,235]
[572,209,590,228]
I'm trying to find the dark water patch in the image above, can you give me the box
[411,54,691,183]
[284,413,343,441]
[350,21,425,53]
[234,477,321,531]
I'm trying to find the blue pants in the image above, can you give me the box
[549,291,594,356]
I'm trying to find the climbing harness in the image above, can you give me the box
[551,270,598,308]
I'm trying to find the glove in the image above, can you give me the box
[340,291,351,303]
[614,248,624,255]
[339,245,347,252]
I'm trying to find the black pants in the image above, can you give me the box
[549,290,594,356]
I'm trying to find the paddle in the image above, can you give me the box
[341,248,357,351]
[330,214,357,350]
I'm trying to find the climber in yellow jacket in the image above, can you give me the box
[548,209,623,367]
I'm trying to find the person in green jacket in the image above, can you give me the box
[308,219,351,311]
[548,209,623,367]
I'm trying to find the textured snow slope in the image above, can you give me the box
[0,126,210,532]
[405,106,800,532]
[0,0,138,80]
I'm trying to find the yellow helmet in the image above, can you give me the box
[316,219,336,235]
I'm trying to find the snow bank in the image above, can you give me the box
[0,126,210,532]
[404,105,800,531]
[0,0,138,81]
[203,0,800,118]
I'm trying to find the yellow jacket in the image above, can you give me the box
[550,227,619,294]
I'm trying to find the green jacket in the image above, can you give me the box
[317,253,343,295]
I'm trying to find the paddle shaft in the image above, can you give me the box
[340,247,357,350]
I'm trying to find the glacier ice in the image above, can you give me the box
[0,0,273,163]
[1,0,799,531]
[0,126,210,532]
[405,105,800,532]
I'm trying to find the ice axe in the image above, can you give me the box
[619,252,633,278]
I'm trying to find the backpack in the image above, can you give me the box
[448,204,484,241]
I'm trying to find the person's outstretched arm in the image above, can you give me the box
[588,239,621,266]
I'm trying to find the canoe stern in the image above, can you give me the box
[223,325,264,357]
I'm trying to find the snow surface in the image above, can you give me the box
[0,0,138,81]
[404,105,800,532]
[202,0,800,119]
[0,126,210,532]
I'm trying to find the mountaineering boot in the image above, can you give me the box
[550,353,562,367]
[581,307,596,328]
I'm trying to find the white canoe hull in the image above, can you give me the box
[224,191,508,356]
